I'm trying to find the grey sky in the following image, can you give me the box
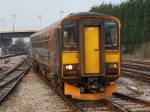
[0,0,124,28]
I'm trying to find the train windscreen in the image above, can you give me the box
[104,21,118,50]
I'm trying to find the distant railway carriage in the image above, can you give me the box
[30,12,121,100]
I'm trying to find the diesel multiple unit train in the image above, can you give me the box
[30,12,121,100]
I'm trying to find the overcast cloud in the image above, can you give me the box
[0,0,124,27]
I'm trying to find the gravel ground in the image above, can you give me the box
[117,76,150,101]
[0,69,71,112]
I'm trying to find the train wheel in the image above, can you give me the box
[32,64,39,71]
[56,78,64,97]
[49,73,57,90]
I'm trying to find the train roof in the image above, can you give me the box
[69,12,108,17]
[31,12,113,38]
[31,20,61,38]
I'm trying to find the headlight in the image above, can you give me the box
[65,65,73,70]
[63,64,79,77]
[106,63,118,69]
[113,64,117,68]
[63,64,79,71]
[105,63,118,75]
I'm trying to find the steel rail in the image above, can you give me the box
[122,71,150,83]
[102,99,131,112]
[104,92,150,112]
[64,98,83,112]
[123,59,150,66]
[122,62,150,67]
[122,68,150,83]
[69,99,132,112]
[113,92,150,106]
[0,54,21,59]
[122,67,150,76]
[122,63,150,72]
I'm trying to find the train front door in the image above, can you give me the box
[84,26,101,74]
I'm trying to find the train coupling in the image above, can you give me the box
[80,84,106,93]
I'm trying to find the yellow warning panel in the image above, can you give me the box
[64,82,117,101]
[84,26,100,73]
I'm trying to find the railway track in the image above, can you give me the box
[67,99,118,112]
[0,58,24,78]
[123,59,150,66]
[0,56,31,103]
[66,92,150,112]
[109,92,150,112]
[122,59,150,83]
[0,54,17,59]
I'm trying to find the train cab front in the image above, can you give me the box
[61,13,121,101]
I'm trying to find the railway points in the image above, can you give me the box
[0,69,71,112]
[0,56,31,103]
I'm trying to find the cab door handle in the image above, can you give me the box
[94,49,99,51]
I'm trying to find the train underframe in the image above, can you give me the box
[64,76,118,101]
[33,60,118,101]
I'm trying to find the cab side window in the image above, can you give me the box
[63,20,77,51]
